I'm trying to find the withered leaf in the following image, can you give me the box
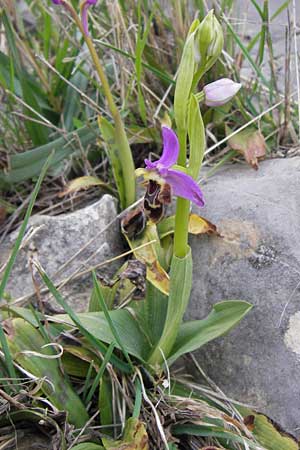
[121,207,146,239]
[158,214,219,239]
[227,126,266,170]
[244,414,255,431]
[243,412,298,449]
[102,417,149,450]
[188,214,219,236]
[58,176,110,197]
[123,223,169,296]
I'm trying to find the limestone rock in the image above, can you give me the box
[187,157,300,436]
[0,195,122,312]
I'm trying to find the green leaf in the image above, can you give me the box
[99,374,113,433]
[148,249,193,366]
[168,300,252,365]
[89,276,119,312]
[133,282,168,348]
[8,319,88,428]
[1,122,98,185]
[98,116,126,209]
[56,309,151,362]
[250,413,298,450]
[2,12,49,145]
[172,423,260,448]
[92,272,134,369]
[62,60,89,131]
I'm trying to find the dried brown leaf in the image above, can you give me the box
[228,127,266,170]
[58,176,110,197]
[188,214,219,236]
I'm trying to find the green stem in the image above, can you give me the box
[177,128,187,166]
[174,128,190,258]
[174,198,190,258]
[63,2,135,208]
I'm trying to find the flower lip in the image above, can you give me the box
[203,78,241,107]
[52,0,63,4]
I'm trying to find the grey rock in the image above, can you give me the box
[0,195,122,312]
[187,157,300,436]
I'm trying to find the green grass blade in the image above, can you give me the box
[132,379,142,419]
[42,10,52,60]
[135,1,155,123]
[0,327,16,381]
[224,15,270,88]
[271,0,290,21]
[82,360,95,401]
[85,341,115,404]
[97,40,174,85]
[250,0,264,19]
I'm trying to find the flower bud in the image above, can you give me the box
[197,10,224,73]
[80,0,97,35]
[203,78,242,106]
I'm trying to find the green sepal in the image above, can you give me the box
[188,94,205,179]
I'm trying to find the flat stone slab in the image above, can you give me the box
[187,157,300,436]
[0,195,122,312]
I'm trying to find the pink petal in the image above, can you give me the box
[145,126,179,170]
[162,169,205,208]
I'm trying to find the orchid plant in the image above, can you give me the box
[127,17,244,368]
[0,0,251,449]
[50,2,246,371]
